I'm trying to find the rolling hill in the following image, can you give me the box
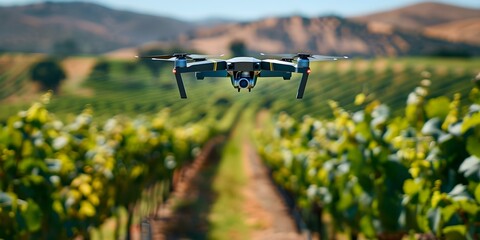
[176,15,480,57]
[0,1,193,54]
[0,1,479,56]
[352,2,480,30]
[352,2,480,45]
[424,18,480,45]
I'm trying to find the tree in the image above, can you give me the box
[30,58,66,92]
[229,40,247,57]
[89,60,111,81]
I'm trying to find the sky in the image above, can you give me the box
[1,0,479,21]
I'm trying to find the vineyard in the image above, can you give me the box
[2,56,479,121]
[0,90,243,238]
[1,53,480,239]
[257,77,480,238]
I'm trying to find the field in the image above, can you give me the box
[1,53,480,239]
[2,55,479,121]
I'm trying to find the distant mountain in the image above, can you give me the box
[0,1,193,54]
[175,15,480,57]
[352,2,480,31]
[1,1,479,56]
[424,18,480,45]
[352,2,480,45]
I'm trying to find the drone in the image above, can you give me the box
[136,53,348,99]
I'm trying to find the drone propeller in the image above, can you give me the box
[188,54,225,61]
[136,53,224,61]
[309,54,349,61]
[260,53,348,61]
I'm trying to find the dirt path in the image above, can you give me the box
[148,136,224,239]
[242,139,306,240]
[147,111,305,239]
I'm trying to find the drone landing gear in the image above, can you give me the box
[174,72,187,98]
[236,88,252,93]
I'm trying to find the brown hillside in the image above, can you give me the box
[176,16,480,57]
[0,2,193,54]
[425,18,480,45]
[352,2,480,31]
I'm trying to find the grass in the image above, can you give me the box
[207,110,253,240]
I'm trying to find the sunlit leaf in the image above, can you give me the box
[442,225,466,240]
[403,179,420,196]
[79,201,95,217]
[355,93,366,105]
[24,199,42,232]
[426,97,450,120]
[462,112,480,133]
[475,184,480,204]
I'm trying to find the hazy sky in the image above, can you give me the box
[1,0,479,21]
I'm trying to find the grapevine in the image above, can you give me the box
[257,76,480,239]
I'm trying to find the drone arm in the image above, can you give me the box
[177,60,227,73]
[258,71,292,79]
[196,70,229,80]
[260,60,296,72]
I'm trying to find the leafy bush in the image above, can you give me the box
[30,58,66,92]
[0,92,213,239]
[257,75,480,239]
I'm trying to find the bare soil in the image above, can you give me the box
[242,139,305,240]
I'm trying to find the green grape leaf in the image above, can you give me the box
[442,225,466,240]
[80,200,96,217]
[426,97,450,120]
[403,179,420,196]
[466,136,480,158]
[475,184,480,204]
[462,112,480,133]
[24,199,42,232]
[458,200,479,216]
[359,215,376,238]
[355,93,366,106]
[441,205,457,222]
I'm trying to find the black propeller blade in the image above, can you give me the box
[260,53,348,61]
[136,53,224,61]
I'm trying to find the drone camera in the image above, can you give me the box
[238,78,250,88]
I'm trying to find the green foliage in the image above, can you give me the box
[0,92,215,239]
[29,58,66,92]
[89,60,111,81]
[257,79,480,238]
